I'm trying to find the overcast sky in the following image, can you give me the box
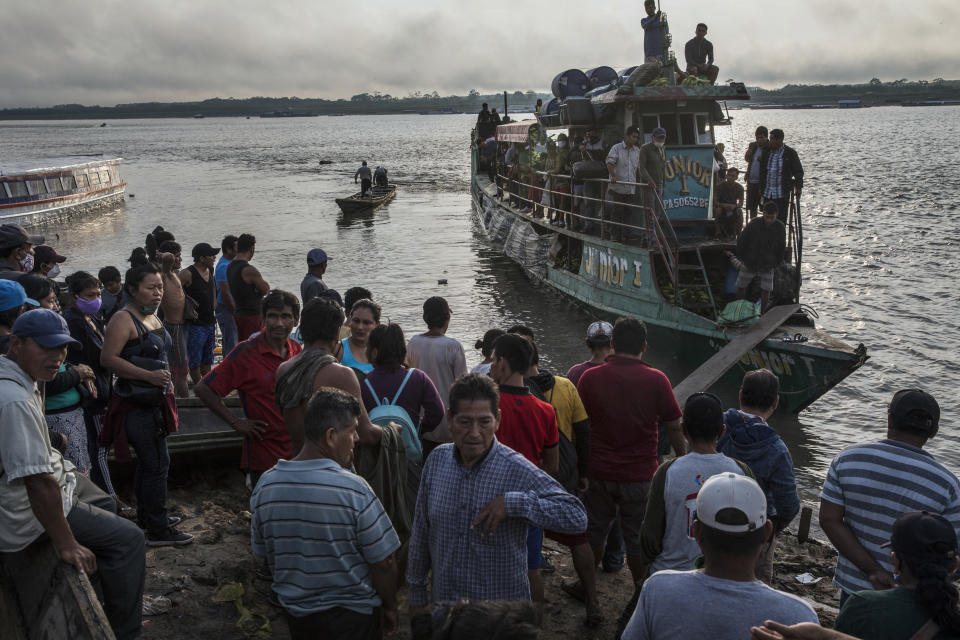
[2,0,956,108]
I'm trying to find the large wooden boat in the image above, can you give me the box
[335,184,397,214]
[0,157,126,227]
[472,40,867,412]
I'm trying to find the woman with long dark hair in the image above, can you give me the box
[64,270,116,498]
[834,511,960,639]
[338,298,380,373]
[101,262,192,547]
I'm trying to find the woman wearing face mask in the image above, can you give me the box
[101,262,193,547]
[64,271,117,499]
[549,133,572,227]
[30,245,66,279]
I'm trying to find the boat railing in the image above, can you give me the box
[490,168,681,293]
[786,191,803,299]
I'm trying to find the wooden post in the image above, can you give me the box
[797,505,813,543]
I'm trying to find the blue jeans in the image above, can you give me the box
[124,408,170,534]
[215,305,238,358]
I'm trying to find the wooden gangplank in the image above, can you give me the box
[673,303,800,406]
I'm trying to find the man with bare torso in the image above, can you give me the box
[158,241,189,397]
[274,298,383,456]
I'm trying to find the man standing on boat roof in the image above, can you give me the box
[300,248,329,304]
[0,224,43,279]
[760,129,803,225]
[684,23,719,84]
[605,126,644,242]
[641,0,668,63]
[355,161,373,197]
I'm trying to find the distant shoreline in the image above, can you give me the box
[2,80,957,120]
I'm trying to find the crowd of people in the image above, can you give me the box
[0,219,955,640]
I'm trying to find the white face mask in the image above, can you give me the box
[654,141,665,149]
[558,141,567,149]
[47,264,61,279]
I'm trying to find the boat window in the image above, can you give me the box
[62,175,77,190]
[45,177,63,193]
[27,179,47,196]
[99,170,110,185]
[75,173,88,188]
[641,115,660,139]
[679,114,697,145]
[88,172,100,186]
[0,183,8,198]
[659,114,678,144]
[696,114,712,145]
[6,181,28,197]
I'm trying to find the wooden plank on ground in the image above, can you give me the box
[673,303,800,407]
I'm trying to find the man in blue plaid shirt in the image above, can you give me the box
[406,373,588,619]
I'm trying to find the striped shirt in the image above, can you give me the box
[821,439,960,594]
[250,458,401,616]
[763,148,784,199]
[406,440,588,607]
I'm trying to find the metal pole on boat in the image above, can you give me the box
[503,91,508,118]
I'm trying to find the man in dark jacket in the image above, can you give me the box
[760,128,803,224]
[717,368,800,583]
[743,126,769,219]
[728,201,785,311]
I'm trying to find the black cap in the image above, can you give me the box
[191,242,220,259]
[889,389,940,434]
[885,511,957,560]
[0,224,43,249]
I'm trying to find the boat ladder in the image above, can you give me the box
[676,246,717,320]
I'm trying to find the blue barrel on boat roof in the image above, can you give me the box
[551,69,590,98]
[545,97,561,115]
[585,66,618,90]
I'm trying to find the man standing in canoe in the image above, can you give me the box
[355,161,373,197]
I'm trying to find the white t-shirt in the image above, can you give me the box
[406,334,467,443]
[622,570,819,640]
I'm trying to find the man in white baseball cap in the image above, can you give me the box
[621,473,818,639]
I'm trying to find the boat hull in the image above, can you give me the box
[470,177,867,413]
[0,158,126,227]
[335,185,396,214]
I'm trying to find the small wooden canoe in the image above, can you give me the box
[335,184,396,214]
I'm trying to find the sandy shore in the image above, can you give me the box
[136,466,842,639]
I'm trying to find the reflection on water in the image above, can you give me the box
[2,108,958,507]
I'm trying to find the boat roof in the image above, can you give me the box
[590,83,750,104]
[496,120,539,143]
[0,157,122,177]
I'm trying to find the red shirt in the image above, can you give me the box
[202,335,302,471]
[497,385,559,465]
[566,360,602,387]
[577,355,681,483]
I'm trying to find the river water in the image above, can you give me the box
[1,106,957,507]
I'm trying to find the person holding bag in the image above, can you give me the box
[101,262,193,547]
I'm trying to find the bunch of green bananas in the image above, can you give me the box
[647,77,670,87]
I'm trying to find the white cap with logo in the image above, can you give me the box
[586,320,613,343]
[695,473,767,533]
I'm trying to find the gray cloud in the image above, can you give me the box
[1,0,957,108]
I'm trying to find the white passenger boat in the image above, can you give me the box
[0,157,126,226]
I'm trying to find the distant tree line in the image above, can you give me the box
[1,80,958,119]
[0,90,549,120]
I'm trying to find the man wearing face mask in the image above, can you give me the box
[0,224,43,279]
[30,245,67,280]
[581,128,606,235]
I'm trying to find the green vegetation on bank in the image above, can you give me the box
[2,78,958,120]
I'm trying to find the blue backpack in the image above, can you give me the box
[364,369,423,464]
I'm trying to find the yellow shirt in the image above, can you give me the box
[543,375,588,442]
